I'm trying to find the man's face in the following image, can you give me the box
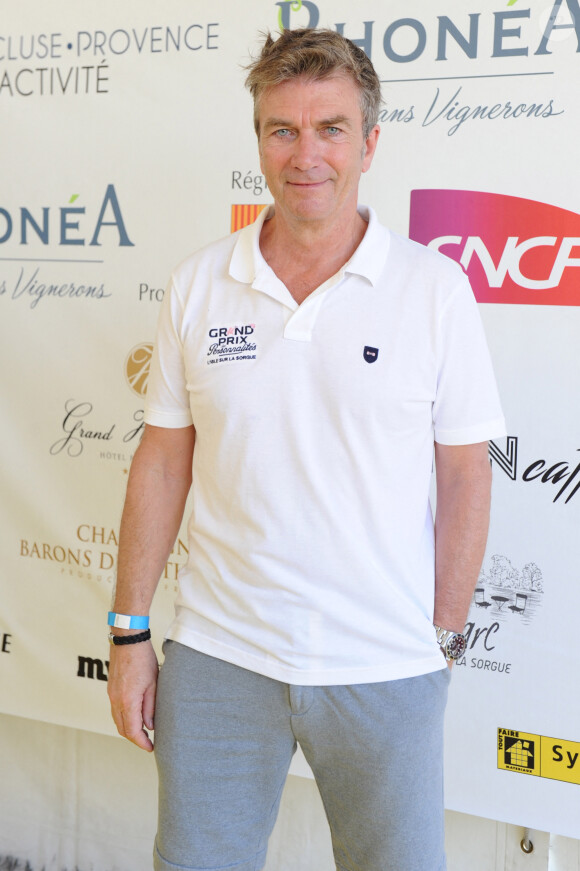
[257,74,379,229]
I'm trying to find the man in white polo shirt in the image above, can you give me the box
[107,28,505,871]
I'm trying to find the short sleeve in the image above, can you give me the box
[144,277,193,429]
[433,276,506,445]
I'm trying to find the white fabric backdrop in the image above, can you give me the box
[1,0,579,839]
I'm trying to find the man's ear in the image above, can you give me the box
[362,125,380,173]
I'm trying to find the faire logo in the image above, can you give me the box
[409,190,580,305]
[498,729,580,785]
[125,343,153,397]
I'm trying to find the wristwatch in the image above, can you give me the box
[434,625,467,661]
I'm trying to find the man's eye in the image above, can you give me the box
[275,128,291,137]
[326,127,340,134]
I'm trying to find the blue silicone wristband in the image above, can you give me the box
[107,612,149,630]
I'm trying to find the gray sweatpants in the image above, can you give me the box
[154,641,450,871]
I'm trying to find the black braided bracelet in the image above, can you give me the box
[108,629,151,646]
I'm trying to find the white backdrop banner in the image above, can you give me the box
[1,0,579,839]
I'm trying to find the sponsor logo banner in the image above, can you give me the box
[409,189,580,305]
[125,343,153,397]
[498,728,580,785]
[455,551,544,678]
[490,436,580,504]
[231,203,268,233]
[275,0,580,66]
[77,655,109,681]
[19,522,188,592]
[1,632,12,654]
[0,22,221,99]
[47,343,154,461]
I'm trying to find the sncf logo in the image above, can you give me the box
[409,190,580,305]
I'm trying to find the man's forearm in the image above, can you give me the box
[107,424,194,752]
[433,441,492,632]
[112,424,194,618]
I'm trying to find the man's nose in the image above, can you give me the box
[291,131,320,171]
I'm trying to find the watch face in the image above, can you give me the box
[446,633,467,660]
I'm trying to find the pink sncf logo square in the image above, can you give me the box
[409,189,580,306]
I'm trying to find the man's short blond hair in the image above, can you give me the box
[245,28,382,139]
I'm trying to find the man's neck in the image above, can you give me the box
[259,206,368,304]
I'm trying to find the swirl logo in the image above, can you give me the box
[125,343,153,396]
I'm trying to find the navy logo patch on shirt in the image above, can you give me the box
[363,346,379,364]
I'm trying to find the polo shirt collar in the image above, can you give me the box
[229,204,390,290]
[346,205,390,287]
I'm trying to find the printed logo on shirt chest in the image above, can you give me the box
[206,323,257,365]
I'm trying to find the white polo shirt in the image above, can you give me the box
[145,206,506,685]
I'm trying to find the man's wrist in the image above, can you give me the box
[107,611,149,630]
[434,624,467,661]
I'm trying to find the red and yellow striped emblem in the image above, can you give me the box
[230,203,269,233]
